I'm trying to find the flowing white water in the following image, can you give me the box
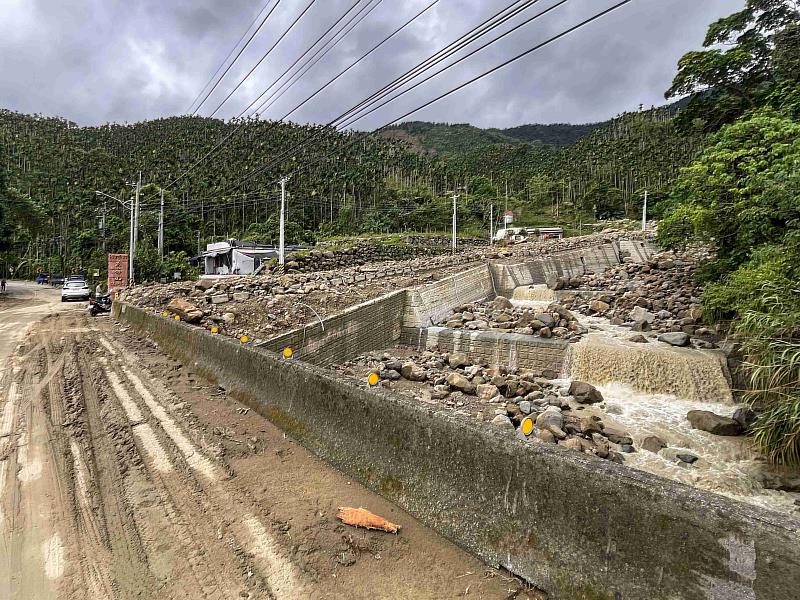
[510,284,555,309]
[574,382,798,514]
[557,314,797,514]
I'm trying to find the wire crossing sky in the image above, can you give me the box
[0,0,740,128]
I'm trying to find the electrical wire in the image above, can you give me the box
[186,0,279,114]
[274,0,440,121]
[208,0,320,118]
[239,0,383,118]
[191,0,283,115]
[223,0,634,197]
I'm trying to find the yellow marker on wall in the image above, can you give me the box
[211,326,219,334]
[282,347,294,359]
[520,416,535,437]
[367,372,380,386]
[174,315,181,321]
[240,335,249,343]
[162,310,169,317]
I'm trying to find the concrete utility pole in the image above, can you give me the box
[642,190,648,231]
[279,176,289,266]
[451,193,459,252]
[132,171,141,282]
[158,188,165,260]
[489,204,494,245]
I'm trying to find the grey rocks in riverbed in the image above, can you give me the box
[687,410,743,436]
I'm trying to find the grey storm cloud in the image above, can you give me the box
[0,0,742,128]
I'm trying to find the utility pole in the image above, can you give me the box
[489,204,494,245]
[132,171,141,283]
[451,193,459,253]
[158,188,165,260]
[279,176,289,266]
[642,190,648,231]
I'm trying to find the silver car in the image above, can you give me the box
[61,280,90,302]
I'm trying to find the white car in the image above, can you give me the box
[61,281,90,302]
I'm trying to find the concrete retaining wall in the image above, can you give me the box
[258,290,406,366]
[116,302,800,600]
[491,241,658,296]
[403,264,495,328]
[400,326,567,377]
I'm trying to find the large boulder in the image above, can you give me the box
[490,296,514,310]
[476,384,501,401]
[630,306,655,325]
[167,298,203,323]
[658,332,690,347]
[535,406,567,439]
[446,372,475,395]
[400,363,427,382]
[589,299,610,313]
[687,410,743,436]
[448,352,469,369]
[568,381,604,405]
[641,435,667,453]
[534,313,556,328]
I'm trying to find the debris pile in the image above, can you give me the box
[436,297,586,341]
[336,350,631,462]
[560,250,714,343]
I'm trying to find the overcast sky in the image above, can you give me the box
[0,0,740,129]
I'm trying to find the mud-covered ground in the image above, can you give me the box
[0,284,536,599]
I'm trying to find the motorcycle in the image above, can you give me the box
[87,293,112,316]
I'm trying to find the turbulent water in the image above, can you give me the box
[571,382,798,514]
[566,334,733,404]
[511,284,555,306]
[557,314,797,514]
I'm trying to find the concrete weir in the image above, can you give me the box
[114,241,800,600]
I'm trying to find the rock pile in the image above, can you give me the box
[560,250,714,343]
[274,237,486,275]
[436,298,586,341]
[337,350,631,462]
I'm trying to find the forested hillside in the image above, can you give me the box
[0,96,704,282]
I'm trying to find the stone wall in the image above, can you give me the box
[400,326,567,377]
[114,302,800,600]
[258,290,406,366]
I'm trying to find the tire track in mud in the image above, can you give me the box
[102,336,306,599]
[93,349,243,599]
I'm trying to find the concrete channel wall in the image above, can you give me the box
[115,302,800,600]
[403,264,495,328]
[259,290,406,366]
[400,326,567,377]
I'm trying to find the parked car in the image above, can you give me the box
[35,273,48,284]
[50,274,65,286]
[61,280,90,302]
[66,274,86,283]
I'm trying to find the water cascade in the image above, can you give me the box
[510,285,555,309]
[564,319,733,404]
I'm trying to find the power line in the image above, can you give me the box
[238,0,382,118]
[213,0,551,195]
[186,0,280,114]
[208,0,320,118]
[277,0,440,121]
[250,0,386,116]
[138,0,419,205]
[341,0,568,129]
[191,0,284,115]
[228,0,634,196]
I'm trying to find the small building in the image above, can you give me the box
[202,240,278,276]
[528,227,564,240]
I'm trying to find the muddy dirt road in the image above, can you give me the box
[0,285,532,599]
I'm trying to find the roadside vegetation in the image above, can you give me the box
[657,0,800,465]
